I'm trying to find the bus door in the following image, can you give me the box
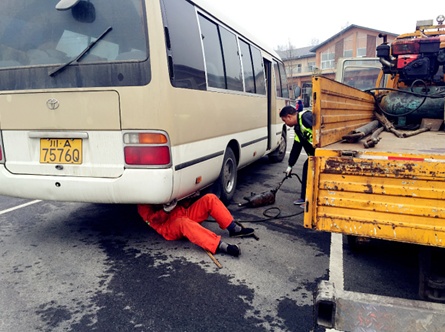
[264,58,272,150]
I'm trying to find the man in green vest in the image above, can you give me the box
[279,105,314,209]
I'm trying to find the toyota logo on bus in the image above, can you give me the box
[46,98,60,110]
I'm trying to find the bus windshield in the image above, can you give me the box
[0,0,149,90]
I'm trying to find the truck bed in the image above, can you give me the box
[327,130,445,156]
[305,75,445,248]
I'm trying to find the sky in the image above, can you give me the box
[208,1,443,50]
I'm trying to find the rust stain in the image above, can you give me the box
[324,158,387,175]
[322,184,339,191]
[364,184,373,194]
[323,158,434,179]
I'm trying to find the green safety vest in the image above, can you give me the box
[294,109,313,144]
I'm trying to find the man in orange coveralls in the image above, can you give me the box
[137,193,254,257]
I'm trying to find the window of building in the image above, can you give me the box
[296,64,302,73]
[356,32,367,57]
[307,61,315,72]
[343,35,353,58]
[357,48,366,56]
[343,49,353,57]
[321,47,335,69]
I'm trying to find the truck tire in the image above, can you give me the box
[419,246,445,302]
[346,235,370,251]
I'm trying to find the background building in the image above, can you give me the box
[277,25,398,106]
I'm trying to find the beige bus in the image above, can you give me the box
[0,0,290,204]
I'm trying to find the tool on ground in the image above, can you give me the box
[205,250,223,268]
[238,173,301,209]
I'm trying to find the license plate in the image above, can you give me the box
[40,138,82,164]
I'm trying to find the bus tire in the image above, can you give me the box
[215,147,237,204]
[268,129,287,163]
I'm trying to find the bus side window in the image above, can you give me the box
[161,0,206,90]
[239,40,255,93]
[251,45,266,95]
[220,27,243,91]
[198,14,225,89]
[273,60,289,98]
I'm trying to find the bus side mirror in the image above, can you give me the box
[56,0,80,10]
[294,86,301,98]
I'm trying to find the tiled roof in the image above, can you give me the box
[276,46,314,61]
[276,24,399,60]
[309,24,398,52]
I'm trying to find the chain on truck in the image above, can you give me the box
[302,15,445,331]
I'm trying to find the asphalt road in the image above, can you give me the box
[0,143,331,332]
[0,133,429,332]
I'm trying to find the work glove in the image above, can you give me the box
[163,199,177,213]
[284,166,292,177]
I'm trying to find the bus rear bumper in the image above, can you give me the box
[0,166,174,204]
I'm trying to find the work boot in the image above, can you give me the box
[229,227,255,238]
[226,244,241,257]
[218,241,241,257]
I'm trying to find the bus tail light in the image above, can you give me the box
[123,132,168,145]
[124,146,170,165]
[123,131,171,166]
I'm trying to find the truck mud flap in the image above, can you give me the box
[316,280,445,331]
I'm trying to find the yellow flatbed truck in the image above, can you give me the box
[306,75,445,249]
[303,16,445,331]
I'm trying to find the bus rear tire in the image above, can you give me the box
[215,147,237,204]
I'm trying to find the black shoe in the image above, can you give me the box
[229,227,255,238]
[226,244,241,257]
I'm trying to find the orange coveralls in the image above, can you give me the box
[137,194,233,254]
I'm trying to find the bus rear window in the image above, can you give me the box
[0,0,150,90]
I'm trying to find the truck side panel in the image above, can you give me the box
[312,76,375,148]
[305,151,445,247]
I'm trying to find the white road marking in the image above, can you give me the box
[329,233,344,289]
[325,233,344,332]
[0,200,41,215]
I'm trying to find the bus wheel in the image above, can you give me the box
[216,147,237,204]
[268,129,287,163]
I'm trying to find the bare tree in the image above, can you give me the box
[276,39,298,96]
[310,38,320,46]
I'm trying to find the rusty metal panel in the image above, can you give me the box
[312,75,375,148]
[320,156,445,180]
[307,154,445,247]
